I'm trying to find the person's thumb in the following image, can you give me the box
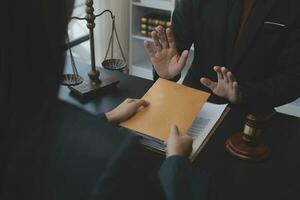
[170,124,180,138]
[200,77,217,91]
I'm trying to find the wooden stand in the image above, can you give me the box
[225,112,274,161]
[68,73,119,98]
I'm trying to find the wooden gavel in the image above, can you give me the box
[225,111,274,161]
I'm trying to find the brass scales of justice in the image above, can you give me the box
[62,0,127,98]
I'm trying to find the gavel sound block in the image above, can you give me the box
[225,112,274,161]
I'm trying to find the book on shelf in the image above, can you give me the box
[120,78,229,161]
[140,12,171,37]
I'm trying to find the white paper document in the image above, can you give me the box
[188,102,228,160]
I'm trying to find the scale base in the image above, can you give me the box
[68,73,119,99]
[225,133,270,162]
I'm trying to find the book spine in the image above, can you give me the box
[141,23,147,30]
[140,29,148,37]
[140,21,148,37]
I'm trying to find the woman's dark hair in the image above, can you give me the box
[0,1,70,199]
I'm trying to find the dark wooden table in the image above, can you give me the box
[57,60,300,200]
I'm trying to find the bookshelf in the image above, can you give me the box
[129,0,193,82]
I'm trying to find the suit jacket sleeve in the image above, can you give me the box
[240,15,300,112]
[98,113,108,122]
[153,0,194,82]
[159,156,208,200]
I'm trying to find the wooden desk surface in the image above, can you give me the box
[57,60,300,200]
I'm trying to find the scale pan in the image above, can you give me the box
[62,74,83,86]
[102,59,126,71]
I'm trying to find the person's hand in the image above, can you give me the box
[105,98,149,123]
[200,66,240,103]
[144,26,189,79]
[165,124,193,158]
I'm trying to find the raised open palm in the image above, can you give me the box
[200,66,239,103]
[144,26,189,79]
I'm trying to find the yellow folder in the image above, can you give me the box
[120,78,210,141]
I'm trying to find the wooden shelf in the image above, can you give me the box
[131,60,153,80]
[132,1,174,11]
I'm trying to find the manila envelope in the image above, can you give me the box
[120,78,210,141]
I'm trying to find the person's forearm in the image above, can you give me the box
[159,156,208,200]
[105,111,117,123]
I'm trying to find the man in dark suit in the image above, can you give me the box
[145,0,300,112]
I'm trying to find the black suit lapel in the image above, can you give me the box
[226,0,243,67]
[231,0,277,69]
